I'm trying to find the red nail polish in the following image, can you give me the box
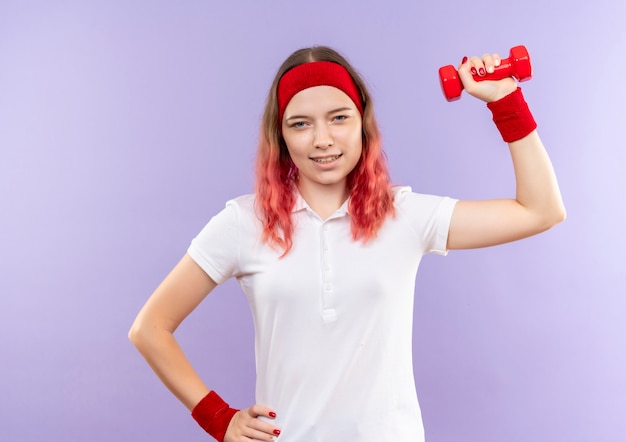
[269,411,277,418]
[461,56,468,64]
[470,67,477,75]
[479,67,486,76]
[273,429,281,435]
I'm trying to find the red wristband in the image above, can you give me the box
[487,87,537,143]
[191,391,239,442]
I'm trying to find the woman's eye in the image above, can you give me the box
[333,115,347,122]
[292,121,307,128]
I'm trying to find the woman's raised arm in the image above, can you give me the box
[446,52,566,250]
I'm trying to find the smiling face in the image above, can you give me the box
[281,85,363,202]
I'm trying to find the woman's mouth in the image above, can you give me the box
[312,154,342,163]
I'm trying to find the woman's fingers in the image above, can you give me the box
[457,52,516,103]
[225,405,281,441]
[246,404,281,436]
[460,53,502,77]
[248,404,278,419]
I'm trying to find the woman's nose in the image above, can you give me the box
[313,124,334,148]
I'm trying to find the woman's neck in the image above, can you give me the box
[297,181,349,220]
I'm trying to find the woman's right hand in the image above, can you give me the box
[224,404,281,441]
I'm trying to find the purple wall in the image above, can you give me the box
[1,1,625,441]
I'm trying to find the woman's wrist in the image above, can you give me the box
[191,390,239,441]
[487,87,537,143]
[488,81,518,103]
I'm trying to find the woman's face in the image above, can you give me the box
[281,85,362,198]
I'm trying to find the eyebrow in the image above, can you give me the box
[285,106,354,122]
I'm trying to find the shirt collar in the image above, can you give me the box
[291,191,351,218]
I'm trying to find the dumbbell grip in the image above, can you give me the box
[473,60,516,82]
[439,45,532,101]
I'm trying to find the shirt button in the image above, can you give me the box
[324,284,332,291]
[322,309,337,322]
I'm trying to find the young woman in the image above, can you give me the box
[129,46,565,441]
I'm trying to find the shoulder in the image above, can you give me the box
[392,185,458,224]
[392,185,454,207]
[192,194,260,245]
[225,193,257,213]
[219,193,264,229]
[197,194,258,231]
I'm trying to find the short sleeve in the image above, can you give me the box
[394,186,458,256]
[187,201,241,284]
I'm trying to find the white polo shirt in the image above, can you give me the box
[188,186,457,441]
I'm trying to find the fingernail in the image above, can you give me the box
[273,429,281,435]
[495,59,501,67]
[269,411,277,418]
[479,67,486,76]
[487,66,494,74]
[461,56,468,64]
[470,67,477,75]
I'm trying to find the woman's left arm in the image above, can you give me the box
[446,53,566,250]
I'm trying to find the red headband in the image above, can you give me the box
[277,61,364,123]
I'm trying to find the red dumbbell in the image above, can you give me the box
[438,45,532,101]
